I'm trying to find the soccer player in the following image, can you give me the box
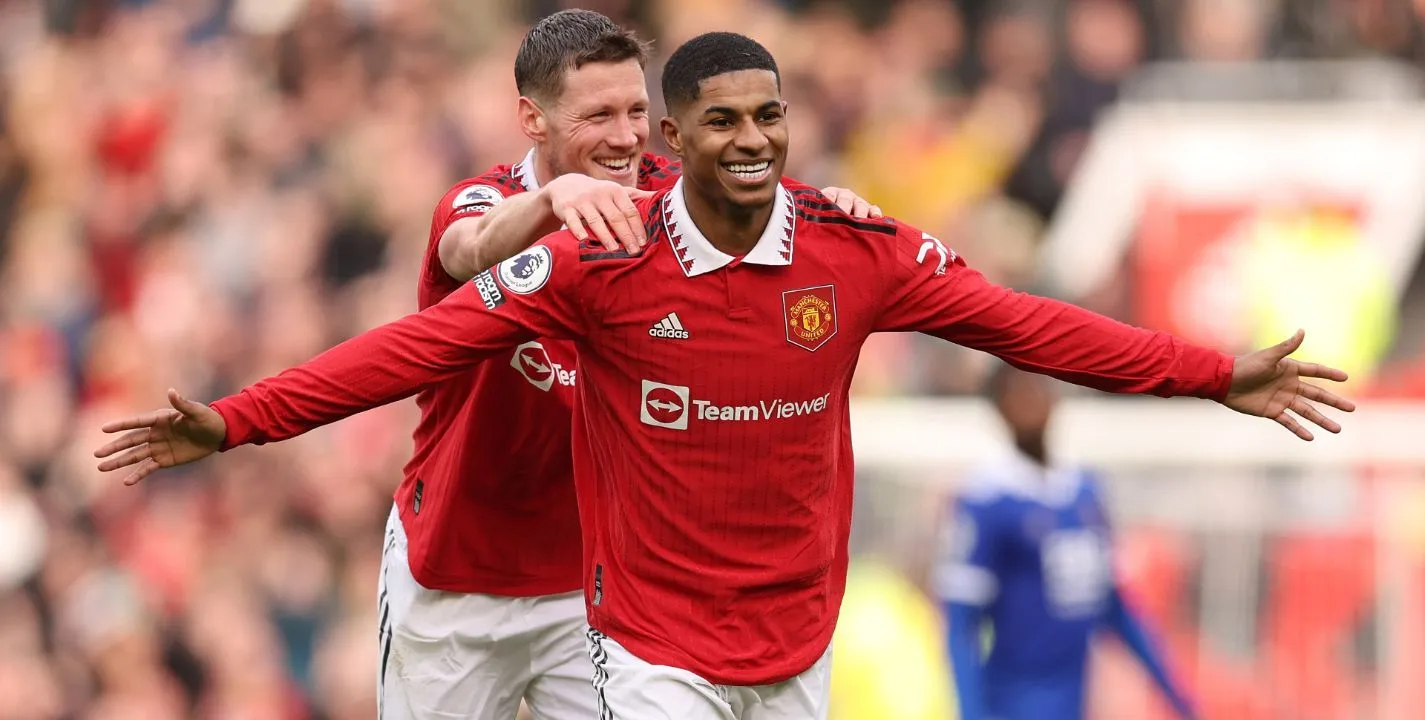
[935,366,1196,720]
[378,13,671,718]
[96,32,1354,719]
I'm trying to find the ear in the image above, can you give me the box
[660,115,683,157]
[518,96,548,144]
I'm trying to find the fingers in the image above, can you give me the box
[1273,329,1306,358]
[1292,360,1349,384]
[1298,382,1356,413]
[168,389,210,419]
[576,203,618,251]
[822,188,855,214]
[562,184,649,252]
[850,197,871,219]
[1275,396,1343,441]
[1273,411,1314,441]
[819,187,882,219]
[100,409,179,434]
[98,445,152,473]
[562,208,590,244]
[123,458,162,486]
[594,194,644,255]
[94,428,153,459]
[1290,398,1341,434]
[614,191,648,248]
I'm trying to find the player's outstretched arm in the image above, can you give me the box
[92,306,497,484]
[94,388,226,486]
[1103,587,1196,719]
[440,174,650,280]
[94,240,586,480]
[874,225,1354,441]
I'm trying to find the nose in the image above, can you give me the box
[606,114,640,151]
[733,119,768,155]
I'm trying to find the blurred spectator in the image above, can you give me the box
[1178,0,1270,62]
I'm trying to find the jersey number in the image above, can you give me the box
[1041,529,1111,618]
[917,233,953,276]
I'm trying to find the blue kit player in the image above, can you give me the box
[934,365,1196,720]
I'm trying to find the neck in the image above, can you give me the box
[532,149,556,189]
[1015,435,1049,468]
[682,182,775,257]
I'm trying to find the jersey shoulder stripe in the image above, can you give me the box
[638,154,681,189]
[790,188,897,236]
[577,198,668,262]
[446,167,525,213]
[795,209,898,236]
[579,248,634,262]
[465,170,525,199]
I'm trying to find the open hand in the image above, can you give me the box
[1223,330,1356,441]
[545,174,652,255]
[94,389,228,485]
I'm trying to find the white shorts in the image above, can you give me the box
[377,505,596,720]
[584,628,832,720]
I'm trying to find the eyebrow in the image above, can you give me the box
[701,101,782,116]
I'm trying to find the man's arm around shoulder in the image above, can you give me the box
[440,175,649,280]
[439,189,564,281]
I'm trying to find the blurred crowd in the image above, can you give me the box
[3,0,1425,717]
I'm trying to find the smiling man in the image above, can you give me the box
[376,14,662,718]
[97,31,1353,720]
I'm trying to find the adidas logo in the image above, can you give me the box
[648,312,689,340]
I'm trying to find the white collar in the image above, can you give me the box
[513,148,542,192]
[661,177,795,277]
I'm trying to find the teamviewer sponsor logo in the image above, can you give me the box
[510,341,575,392]
[648,312,689,340]
[640,380,690,430]
[639,379,831,431]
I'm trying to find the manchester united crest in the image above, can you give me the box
[782,284,838,352]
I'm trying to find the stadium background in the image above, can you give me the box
[3,0,1425,717]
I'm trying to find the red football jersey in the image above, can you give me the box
[211,179,1233,684]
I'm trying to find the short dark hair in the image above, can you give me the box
[514,10,651,103]
[661,32,780,113]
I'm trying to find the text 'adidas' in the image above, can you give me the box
[649,312,689,340]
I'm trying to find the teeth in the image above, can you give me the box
[726,162,769,174]
[596,158,632,170]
